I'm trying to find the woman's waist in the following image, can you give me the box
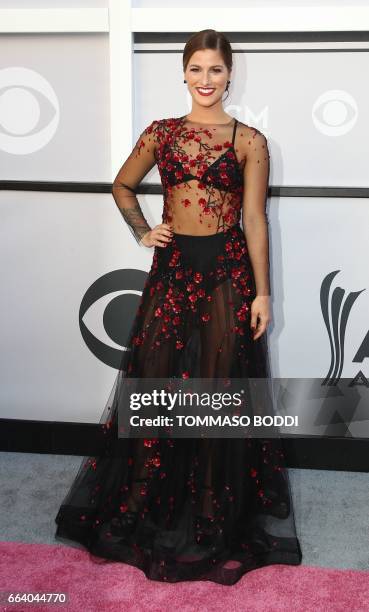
[153,223,248,274]
[171,223,243,241]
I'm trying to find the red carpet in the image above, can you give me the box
[0,541,368,612]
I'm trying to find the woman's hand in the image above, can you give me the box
[250,295,271,340]
[140,223,173,248]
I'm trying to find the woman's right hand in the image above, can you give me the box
[140,223,173,248]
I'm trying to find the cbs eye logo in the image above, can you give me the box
[0,66,59,154]
[312,90,358,136]
[79,269,148,369]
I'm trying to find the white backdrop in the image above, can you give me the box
[0,1,368,424]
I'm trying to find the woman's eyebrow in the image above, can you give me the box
[188,64,224,68]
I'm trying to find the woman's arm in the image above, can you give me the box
[112,119,160,245]
[242,127,271,297]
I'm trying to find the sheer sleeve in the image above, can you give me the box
[242,127,271,296]
[112,119,160,245]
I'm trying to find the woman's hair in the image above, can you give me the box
[182,29,233,73]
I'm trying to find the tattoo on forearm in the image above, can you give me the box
[118,203,151,243]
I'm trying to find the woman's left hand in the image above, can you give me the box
[250,295,271,340]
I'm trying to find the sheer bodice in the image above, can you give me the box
[112,115,270,241]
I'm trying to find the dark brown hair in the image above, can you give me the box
[182,29,233,74]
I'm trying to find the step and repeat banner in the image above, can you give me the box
[0,1,368,438]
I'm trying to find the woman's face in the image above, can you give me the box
[184,48,231,108]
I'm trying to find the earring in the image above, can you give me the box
[184,79,186,83]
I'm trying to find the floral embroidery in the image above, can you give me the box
[150,117,246,235]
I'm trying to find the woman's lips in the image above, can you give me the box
[196,88,215,96]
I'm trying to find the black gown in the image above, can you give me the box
[55,115,302,585]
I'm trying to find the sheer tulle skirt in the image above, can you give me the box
[55,224,302,585]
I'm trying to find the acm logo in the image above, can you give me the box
[321,270,367,387]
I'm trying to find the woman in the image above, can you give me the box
[55,29,302,585]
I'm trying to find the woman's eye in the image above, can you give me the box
[190,68,222,72]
